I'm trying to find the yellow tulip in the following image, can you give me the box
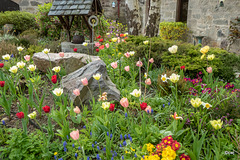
[93,73,102,80]
[190,98,202,108]
[210,119,223,130]
[9,66,18,73]
[200,46,210,54]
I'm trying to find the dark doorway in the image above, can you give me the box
[0,0,20,12]
[176,0,189,22]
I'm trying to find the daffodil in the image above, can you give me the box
[202,102,212,109]
[169,73,180,83]
[190,98,202,108]
[17,61,26,69]
[210,119,223,130]
[9,66,18,73]
[2,54,10,60]
[130,89,141,97]
[52,66,61,73]
[161,74,168,82]
[93,73,102,80]
[53,88,63,96]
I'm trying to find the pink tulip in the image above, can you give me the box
[207,67,212,73]
[59,52,64,57]
[149,58,154,63]
[117,37,120,43]
[24,55,30,61]
[124,52,130,58]
[74,106,81,114]
[145,106,152,113]
[136,61,143,67]
[81,77,88,86]
[145,78,151,85]
[111,61,118,69]
[105,43,109,48]
[95,42,101,47]
[124,66,130,72]
[120,98,129,108]
[73,89,80,96]
[70,130,79,140]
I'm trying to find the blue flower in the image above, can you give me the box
[120,134,123,140]
[90,132,92,136]
[87,157,90,160]
[96,154,100,160]
[147,110,149,113]
[123,141,126,146]
[142,155,145,159]
[128,134,131,138]
[64,147,67,152]
[63,141,67,147]
[83,125,86,129]
[103,147,106,152]
[54,155,57,159]
[125,113,128,118]
[107,132,109,136]
[134,154,137,158]
[124,135,127,139]
[95,141,97,144]
[163,104,165,108]
[2,120,6,125]
[129,137,133,142]
[120,144,122,147]
[75,153,78,158]
[111,157,114,160]
[110,134,113,139]
[112,154,115,157]
[151,109,153,114]
[11,54,14,58]
[67,135,69,139]
[92,144,94,148]
[122,156,124,159]
[114,151,117,156]
[58,158,63,160]
[168,102,170,106]
[78,146,81,150]
[97,146,100,150]
[72,143,75,148]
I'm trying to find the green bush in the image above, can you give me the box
[0,11,37,32]
[159,22,188,41]
[117,36,240,81]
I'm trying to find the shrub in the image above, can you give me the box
[25,45,44,57]
[0,11,37,32]
[117,36,240,82]
[0,41,18,57]
[159,22,189,41]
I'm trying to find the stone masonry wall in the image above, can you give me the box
[187,0,240,50]
[160,0,177,22]
[11,0,51,13]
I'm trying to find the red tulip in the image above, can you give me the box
[97,35,101,39]
[109,104,115,111]
[0,81,5,87]
[51,75,57,84]
[120,34,124,37]
[180,66,185,70]
[140,102,147,110]
[73,48,77,52]
[0,63,4,68]
[42,105,50,113]
[16,112,24,119]
[96,49,99,52]
[99,39,103,42]
[99,45,104,50]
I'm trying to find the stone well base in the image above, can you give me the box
[61,42,97,55]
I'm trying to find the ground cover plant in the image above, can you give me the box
[0,32,239,160]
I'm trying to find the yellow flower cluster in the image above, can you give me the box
[161,146,176,160]
[146,143,155,153]
[141,154,160,160]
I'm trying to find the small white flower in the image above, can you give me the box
[144,73,148,79]
[130,89,141,98]
[17,46,24,52]
[2,54,10,60]
[42,48,50,54]
[143,40,149,45]
[17,61,26,69]
[168,45,178,54]
[28,65,36,72]
[129,51,135,56]
[161,74,168,83]
[202,102,212,109]
[52,66,61,73]
[53,88,63,96]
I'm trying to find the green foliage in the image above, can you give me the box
[159,22,189,41]
[0,11,37,32]
[25,44,44,57]
[0,40,18,57]
[117,36,240,81]
[35,3,62,40]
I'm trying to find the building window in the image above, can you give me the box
[176,0,189,22]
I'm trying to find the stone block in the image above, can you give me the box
[213,19,228,25]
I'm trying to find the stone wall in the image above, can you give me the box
[187,0,240,49]
[160,0,177,22]
[100,0,126,23]
[11,0,51,13]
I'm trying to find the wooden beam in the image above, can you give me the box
[83,16,93,42]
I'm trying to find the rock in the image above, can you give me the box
[33,52,101,74]
[61,42,97,55]
[3,24,14,34]
[62,60,120,105]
